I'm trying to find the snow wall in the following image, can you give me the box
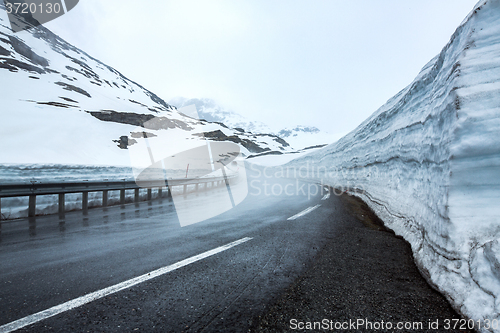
[286,1,500,330]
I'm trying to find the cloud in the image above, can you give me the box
[44,0,478,134]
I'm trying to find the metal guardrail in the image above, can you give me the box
[0,175,234,219]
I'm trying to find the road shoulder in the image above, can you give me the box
[253,193,470,333]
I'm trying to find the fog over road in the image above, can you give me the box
[0,169,339,332]
[0,166,465,333]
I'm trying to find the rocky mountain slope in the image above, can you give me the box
[0,3,291,167]
[169,97,340,150]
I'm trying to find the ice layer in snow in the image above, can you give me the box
[286,1,500,330]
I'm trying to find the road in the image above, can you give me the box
[0,170,340,332]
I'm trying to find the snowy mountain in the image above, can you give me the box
[169,97,272,134]
[169,97,341,150]
[277,125,320,138]
[277,125,345,151]
[287,1,500,330]
[0,4,291,167]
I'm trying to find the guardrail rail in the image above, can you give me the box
[0,175,234,219]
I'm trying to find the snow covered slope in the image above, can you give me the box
[169,97,272,134]
[170,97,341,150]
[0,5,290,166]
[287,1,500,329]
[277,125,344,151]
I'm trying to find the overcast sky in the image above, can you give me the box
[45,0,478,136]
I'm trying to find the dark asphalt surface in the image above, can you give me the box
[0,169,467,332]
[254,195,471,333]
[0,171,336,332]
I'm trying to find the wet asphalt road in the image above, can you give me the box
[0,173,341,332]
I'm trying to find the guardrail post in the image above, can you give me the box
[103,190,108,207]
[134,188,140,203]
[58,193,65,217]
[0,177,230,221]
[28,195,36,217]
[120,189,126,205]
[82,192,89,215]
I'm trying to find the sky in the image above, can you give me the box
[44,0,479,136]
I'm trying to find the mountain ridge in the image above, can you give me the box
[169,96,342,150]
[0,3,293,166]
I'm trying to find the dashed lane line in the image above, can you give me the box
[0,237,253,333]
[287,205,321,221]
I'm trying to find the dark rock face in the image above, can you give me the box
[195,130,271,154]
[59,97,78,103]
[36,101,73,108]
[255,134,289,147]
[55,82,91,98]
[145,90,171,111]
[8,35,49,67]
[113,136,137,149]
[89,110,154,127]
[0,32,49,74]
[247,150,284,159]
[0,44,10,56]
[65,56,103,84]
[0,57,45,73]
[213,121,229,129]
[88,110,191,131]
[301,144,327,151]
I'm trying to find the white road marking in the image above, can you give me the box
[0,237,253,333]
[287,205,321,221]
[321,192,330,201]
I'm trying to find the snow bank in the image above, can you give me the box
[286,1,500,330]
